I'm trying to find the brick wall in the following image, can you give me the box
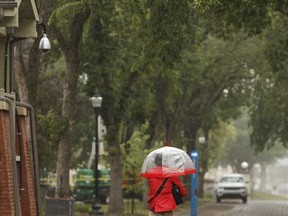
[16,114,37,216]
[0,103,39,216]
[0,110,17,215]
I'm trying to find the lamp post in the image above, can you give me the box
[90,92,103,215]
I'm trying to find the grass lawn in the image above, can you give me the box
[252,191,288,201]
[74,199,148,216]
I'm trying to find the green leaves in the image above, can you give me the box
[121,123,150,194]
[38,109,68,144]
[194,0,271,35]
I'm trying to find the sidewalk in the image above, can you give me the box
[174,201,237,216]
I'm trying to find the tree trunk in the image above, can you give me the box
[56,129,72,197]
[15,0,53,104]
[14,41,30,102]
[55,55,78,197]
[108,148,123,216]
[198,128,209,198]
[198,171,205,198]
[106,123,124,216]
[49,4,91,198]
[14,38,40,105]
[198,152,208,198]
[260,163,267,192]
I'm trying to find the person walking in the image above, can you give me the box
[147,154,187,216]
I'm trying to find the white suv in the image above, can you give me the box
[215,173,248,203]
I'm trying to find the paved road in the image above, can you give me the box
[175,200,288,216]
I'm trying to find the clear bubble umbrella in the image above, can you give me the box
[140,146,196,178]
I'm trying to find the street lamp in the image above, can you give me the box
[223,88,229,97]
[241,161,249,170]
[198,136,206,144]
[90,91,103,215]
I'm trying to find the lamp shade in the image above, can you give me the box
[39,34,51,52]
[91,95,102,108]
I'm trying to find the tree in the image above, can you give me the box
[250,14,288,151]
[81,1,196,214]
[197,121,236,197]
[194,0,288,152]
[253,144,288,192]
[221,110,255,172]
[193,0,288,34]
[47,1,91,197]
[220,111,288,192]
[173,21,275,196]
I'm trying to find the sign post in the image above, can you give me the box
[190,151,198,216]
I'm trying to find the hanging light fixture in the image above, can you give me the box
[36,21,51,53]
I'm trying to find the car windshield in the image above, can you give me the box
[220,176,244,183]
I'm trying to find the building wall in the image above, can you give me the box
[0,98,39,216]
[0,109,17,215]
[0,1,41,215]
[17,111,37,216]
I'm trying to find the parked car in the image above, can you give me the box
[214,173,248,203]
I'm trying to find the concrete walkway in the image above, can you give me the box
[174,199,288,216]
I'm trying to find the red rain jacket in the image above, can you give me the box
[148,176,187,213]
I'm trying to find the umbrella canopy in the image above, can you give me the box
[140,146,196,178]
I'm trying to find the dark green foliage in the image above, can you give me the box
[265,14,288,75]
[37,110,68,171]
[144,0,191,66]
[249,13,288,151]
[194,0,271,35]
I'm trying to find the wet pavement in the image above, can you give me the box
[221,200,288,216]
[174,200,288,216]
